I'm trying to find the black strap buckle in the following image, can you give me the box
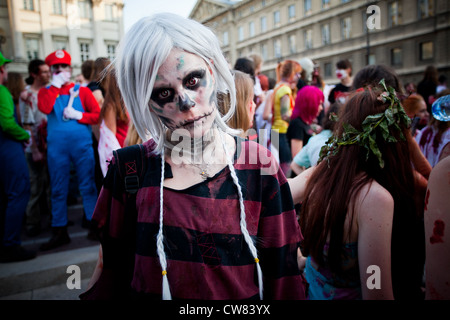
[124,175,139,194]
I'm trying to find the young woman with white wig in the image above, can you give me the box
[80,13,306,300]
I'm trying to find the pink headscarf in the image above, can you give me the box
[291,85,324,124]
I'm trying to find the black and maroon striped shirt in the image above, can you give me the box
[84,136,306,300]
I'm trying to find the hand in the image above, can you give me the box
[60,71,71,84]
[63,106,83,120]
[51,72,66,88]
[32,149,44,162]
[24,130,32,149]
[51,71,71,88]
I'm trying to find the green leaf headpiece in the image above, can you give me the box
[318,79,411,168]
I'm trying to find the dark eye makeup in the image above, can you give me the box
[151,68,207,106]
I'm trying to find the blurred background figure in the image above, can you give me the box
[287,85,324,164]
[19,59,52,237]
[402,93,430,137]
[404,82,417,95]
[416,90,450,168]
[263,59,302,175]
[417,65,439,114]
[297,57,314,90]
[248,53,265,110]
[75,73,88,86]
[5,71,25,125]
[0,52,34,262]
[436,75,447,94]
[86,57,110,194]
[98,66,130,176]
[328,59,352,105]
[291,102,341,175]
[224,70,256,139]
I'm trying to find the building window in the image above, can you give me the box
[288,5,296,21]
[341,17,352,40]
[105,4,114,21]
[78,0,91,19]
[321,24,331,45]
[391,47,402,66]
[260,16,267,33]
[304,0,312,16]
[388,1,402,27]
[249,21,255,37]
[273,10,280,27]
[23,0,34,11]
[420,41,433,60]
[288,34,296,54]
[322,0,330,9]
[53,39,67,51]
[0,0,7,7]
[274,39,282,58]
[369,54,376,65]
[418,0,434,19]
[52,0,63,15]
[107,44,116,60]
[304,29,313,49]
[80,42,90,62]
[222,31,229,46]
[262,0,266,7]
[238,26,244,41]
[25,38,39,60]
[261,43,268,60]
[324,62,332,77]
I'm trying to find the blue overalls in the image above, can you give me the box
[46,84,97,227]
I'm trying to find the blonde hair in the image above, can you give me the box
[226,70,254,135]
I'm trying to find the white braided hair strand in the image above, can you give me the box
[158,147,172,300]
[217,129,264,300]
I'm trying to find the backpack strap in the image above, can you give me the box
[112,144,147,194]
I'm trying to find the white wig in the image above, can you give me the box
[114,12,238,155]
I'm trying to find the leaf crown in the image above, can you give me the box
[318,79,411,168]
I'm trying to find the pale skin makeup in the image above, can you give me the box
[149,48,217,138]
[150,48,235,190]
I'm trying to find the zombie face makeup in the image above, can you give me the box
[335,69,348,80]
[150,48,217,138]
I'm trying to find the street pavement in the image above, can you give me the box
[0,200,99,300]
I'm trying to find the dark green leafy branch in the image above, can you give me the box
[318,79,411,168]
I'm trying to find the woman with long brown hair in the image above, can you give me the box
[290,82,420,299]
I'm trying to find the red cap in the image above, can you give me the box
[45,50,71,66]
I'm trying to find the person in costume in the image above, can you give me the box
[38,50,100,250]
[0,52,35,262]
[80,13,306,300]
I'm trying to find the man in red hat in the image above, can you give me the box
[38,49,100,250]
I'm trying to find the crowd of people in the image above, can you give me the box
[0,12,449,300]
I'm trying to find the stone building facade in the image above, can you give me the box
[190,0,449,87]
[0,0,124,76]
